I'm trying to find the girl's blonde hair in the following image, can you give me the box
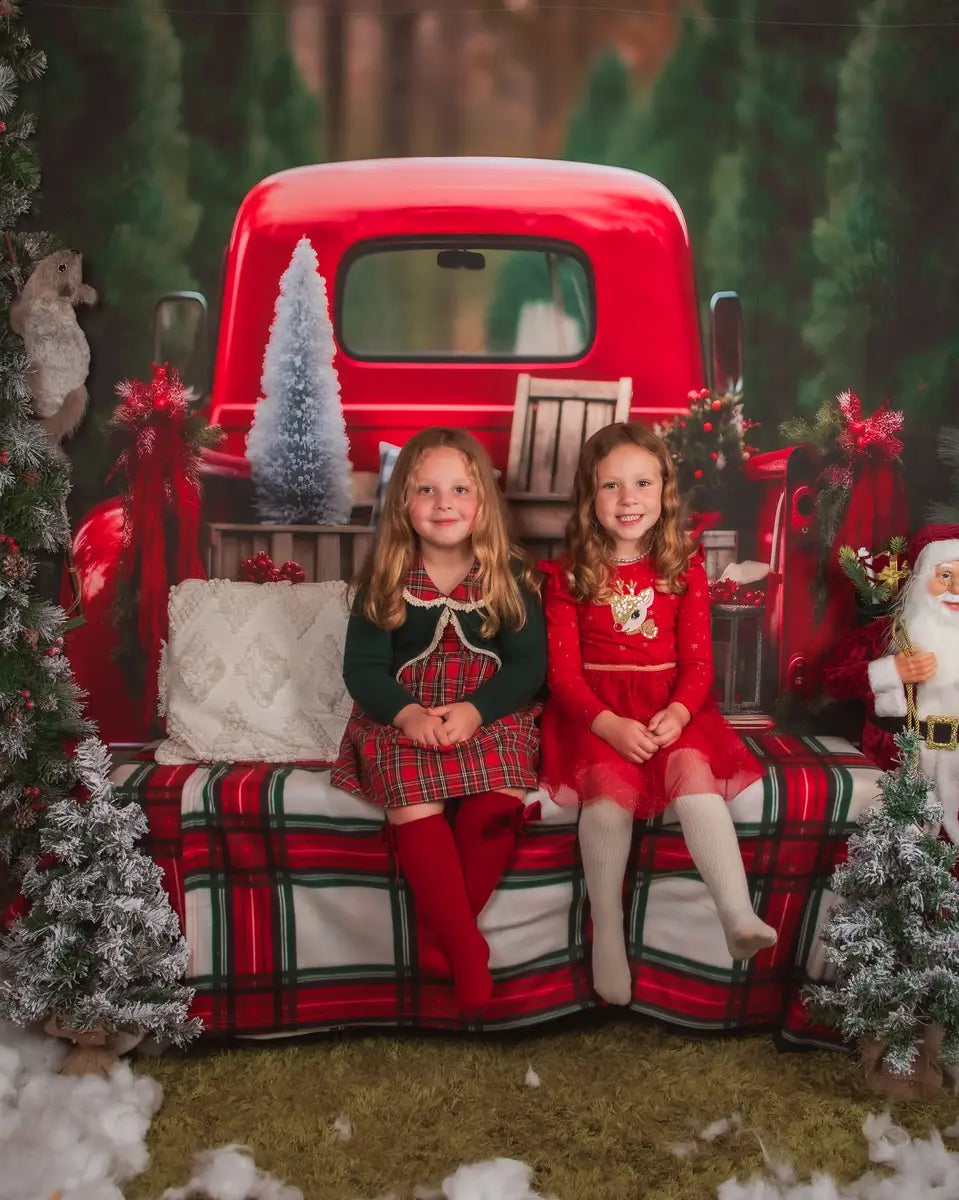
[355,427,535,635]
[565,422,694,602]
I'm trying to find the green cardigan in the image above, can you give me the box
[342,573,546,727]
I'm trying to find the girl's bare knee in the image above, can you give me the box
[385,801,445,825]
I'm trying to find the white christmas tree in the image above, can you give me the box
[247,236,351,524]
[805,731,959,1078]
[0,740,200,1046]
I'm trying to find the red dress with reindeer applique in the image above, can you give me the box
[538,556,761,817]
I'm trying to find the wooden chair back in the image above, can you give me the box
[504,374,633,540]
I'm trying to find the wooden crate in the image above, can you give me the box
[206,523,375,583]
[205,521,566,583]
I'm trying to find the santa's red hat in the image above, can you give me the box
[908,523,959,576]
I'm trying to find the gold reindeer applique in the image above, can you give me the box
[609,582,657,638]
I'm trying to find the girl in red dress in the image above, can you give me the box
[331,428,545,1012]
[539,422,776,1005]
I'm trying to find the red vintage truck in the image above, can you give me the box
[65,157,820,744]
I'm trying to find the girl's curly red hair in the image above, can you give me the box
[565,422,694,602]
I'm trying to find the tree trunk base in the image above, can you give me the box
[58,1044,119,1078]
[43,1012,143,1076]
[859,1022,944,1100]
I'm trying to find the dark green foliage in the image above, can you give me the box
[563,49,631,167]
[928,428,959,524]
[801,0,959,426]
[24,0,200,518]
[607,1,742,277]
[169,0,321,307]
[704,0,857,446]
[656,388,751,519]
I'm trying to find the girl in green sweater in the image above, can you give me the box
[331,428,546,1012]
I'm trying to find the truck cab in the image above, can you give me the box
[198,157,709,491]
[69,157,806,746]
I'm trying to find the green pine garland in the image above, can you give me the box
[0,3,199,1047]
[656,387,755,517]
[780,397,847,610]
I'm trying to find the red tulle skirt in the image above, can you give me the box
[539,665,761,817]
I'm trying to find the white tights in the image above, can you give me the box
[578,794,778,1006]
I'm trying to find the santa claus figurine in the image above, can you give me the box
[823,523,959,840]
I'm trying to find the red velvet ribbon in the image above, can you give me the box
[112,365,206,718]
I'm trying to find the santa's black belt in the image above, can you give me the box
[872,714,959,750]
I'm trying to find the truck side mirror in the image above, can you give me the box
[152,291,209,402]
[709,291,743,397]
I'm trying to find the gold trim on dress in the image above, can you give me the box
[582,662,676,672]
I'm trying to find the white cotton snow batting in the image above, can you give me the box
[716,1110,959,1198]
[439,1157,547,1200]
[863,1111,911,1163]
[699,1113,743,1142]
[331,1113,354,1141]
[0,1021,161,1200]
[160,1144,303,1200]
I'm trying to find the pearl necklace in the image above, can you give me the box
[611,551,649,565]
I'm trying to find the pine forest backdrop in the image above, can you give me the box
[23,0,959,519]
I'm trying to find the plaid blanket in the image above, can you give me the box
[112,732,882,1042]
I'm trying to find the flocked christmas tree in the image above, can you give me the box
[0,2,198,1059]
[247,235,351,524]
[805,731,959,1086]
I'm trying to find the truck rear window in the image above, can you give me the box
[338,239,593,361]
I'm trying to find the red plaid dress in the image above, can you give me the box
[331,562,541,808]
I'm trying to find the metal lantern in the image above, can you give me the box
[701,529,739,583]
[711,602,765,714]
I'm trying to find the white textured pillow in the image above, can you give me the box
[155,578,353,765]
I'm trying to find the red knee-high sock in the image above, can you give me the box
[454,791,540,916]
[391,814,493,1012]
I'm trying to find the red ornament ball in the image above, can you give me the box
[711,399,722,411]
[693,469,704,479]
[703,422,713,433]
[277,560,306,584]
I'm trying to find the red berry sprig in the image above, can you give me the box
[709,579,766,608]
[237,553,306,584]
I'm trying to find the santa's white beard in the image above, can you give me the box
[901,583,959,716]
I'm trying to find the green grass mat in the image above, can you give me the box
[126,1018,958,1200]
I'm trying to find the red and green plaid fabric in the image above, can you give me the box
[112,731,882,1043]
[331,619,540,807]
